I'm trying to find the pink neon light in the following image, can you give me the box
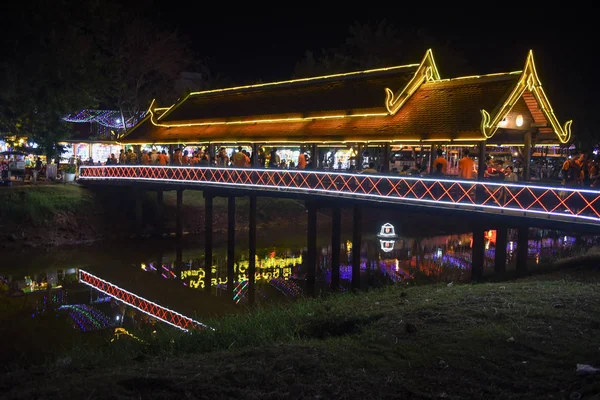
[78,166,600,224]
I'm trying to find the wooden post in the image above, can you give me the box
[168,145,175,165]
[355,144,363,171]
[429,143,437,174]
[471,224,485,282]
[306,201,317,292]
[207,144,215,166]
[176,189,183,239]
[381,143,390,173]
[494,227,508,277]
[352,205,362,289]
[248,194,257,305]
[252,143,259,168]
[476,141,487,203]
[517,225,529,276]
[523,132,532,181]
[227,195,236,296]
[477,141,487,181]
[331,205,341,290]
[133,145,141,164]
[204,192,213,293]
[311,144,318,169]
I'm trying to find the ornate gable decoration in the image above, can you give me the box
[385,49,440,115]
[480,50,572,143]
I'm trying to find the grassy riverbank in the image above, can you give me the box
[3,267,600,399]
[0,183,309,249]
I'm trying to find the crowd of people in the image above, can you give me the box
[105,146,312,169]
[95,145,600,188]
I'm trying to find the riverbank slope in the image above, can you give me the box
[3,267,600,399]
[0,183,309,250]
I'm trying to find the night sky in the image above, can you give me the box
[150,6,594,135]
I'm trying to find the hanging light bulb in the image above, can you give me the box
[516,115,524,127]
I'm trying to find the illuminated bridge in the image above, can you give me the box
[78,165,600,285]
[79,165,600,227]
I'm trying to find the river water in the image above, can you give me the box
[1,220,598,361]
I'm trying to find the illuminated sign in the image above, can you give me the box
[377,223,398,238]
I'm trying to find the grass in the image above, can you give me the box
[3,267,600,399]
[0,184,94,226]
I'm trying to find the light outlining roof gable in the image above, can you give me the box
[480,50,572,143]
[385,49,441,115]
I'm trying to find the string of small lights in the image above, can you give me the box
[63,110,145,129]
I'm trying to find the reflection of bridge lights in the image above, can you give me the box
[380,239,396,252]
[78,269,211,332]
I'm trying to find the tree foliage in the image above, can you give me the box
[0,1,104,158]
[294,20,473,79]
[103,18,193,122]
[0,0,198,157]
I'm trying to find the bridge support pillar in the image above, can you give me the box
[471,224,485,282]
[306,201,318,294]
[176,189,183,239]
[248,194,257,305]
[494,227,508,277]
[134,189,143,236]
[156,190,164,235]
[227,195,236,296]
[516,226,529,276]
[204,192,213,293]
[352,205,362,289]
[331,205,341,290]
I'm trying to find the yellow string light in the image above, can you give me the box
[385,49,440,115]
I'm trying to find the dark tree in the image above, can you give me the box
[294,20,473,78]
[103,18,194,129]
[0,1,104,159]
[0,0,203,155]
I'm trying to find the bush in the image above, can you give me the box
[62,164,77,174]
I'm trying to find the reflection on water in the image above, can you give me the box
[2,226,599,337]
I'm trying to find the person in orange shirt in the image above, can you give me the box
[158,151,168,166]
[431,148,447,175]
[458,149,475,180]
[297,148,307,170]
[233,146,250,167]
[141,150,150,165]
[181,150,189,165]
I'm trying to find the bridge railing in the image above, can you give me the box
[79,166,600,224]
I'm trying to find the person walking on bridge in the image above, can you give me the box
[431,148,447,175]
[297,148,307,170]
[233,146,249,167]
[458,149,475,180]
